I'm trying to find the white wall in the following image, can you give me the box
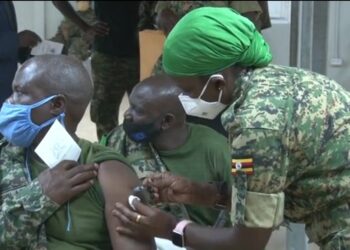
[326,1,350,90]
[263,1,291,66]
[13,1,73,39]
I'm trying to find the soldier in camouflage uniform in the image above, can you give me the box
[53,1,141,140]
[113,7,350,250]
[0,55,154,249]
[50,1,96,61]
[102,75,232,228]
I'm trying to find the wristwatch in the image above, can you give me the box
[172,220,192,247]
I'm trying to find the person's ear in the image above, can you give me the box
[210,75,226,92]
[49,95,66,116]
[161,113,175,130]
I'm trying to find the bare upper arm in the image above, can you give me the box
[98,160,155,250]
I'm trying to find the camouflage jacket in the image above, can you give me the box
[0,139,59,250]
[50,9,96,61]
[223,64,350,242]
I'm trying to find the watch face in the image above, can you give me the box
[172,232,185,247]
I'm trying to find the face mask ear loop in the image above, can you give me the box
[218,88,223,102]
[198,74,224,99]
[198,78,211,99]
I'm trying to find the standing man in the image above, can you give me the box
[0,1,41,106]
[53,1,141,140]
[50,1,96,62]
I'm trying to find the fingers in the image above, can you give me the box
[113,202,142,227]
[133,200,157,219]
[94,22,109,36]
[69,170,96,187]
[58,160,78,170]
[115,226,136,237]
[70,181,94,195]
[67,163,98,177]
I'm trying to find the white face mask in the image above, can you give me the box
[178,74,227,120]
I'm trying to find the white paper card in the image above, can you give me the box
[35,120,81,168]
[31,40,64,56]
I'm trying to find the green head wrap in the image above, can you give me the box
[163,7,272,76]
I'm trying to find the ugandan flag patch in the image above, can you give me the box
[232,158,254,175]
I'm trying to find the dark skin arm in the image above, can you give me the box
[98,160,156,250]
[114,200,272,250]
[52,1,109,40]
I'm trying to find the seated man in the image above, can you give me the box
[102,75,232,227]
[0,55,155,249]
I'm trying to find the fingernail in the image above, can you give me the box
[90,180,94,185]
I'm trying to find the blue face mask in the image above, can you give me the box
[0,95,65,148]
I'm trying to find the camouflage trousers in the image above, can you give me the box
[90,52,139,139]
[305,202,350,250]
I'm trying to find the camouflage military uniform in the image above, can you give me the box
[50,9,96,61]
[90,54,139,139]
[221,64,350,249]
[102,123,232,227]
[0,137,126,249]
[151,1,262,75]
[89,2,140,140]
[0,139,59,249]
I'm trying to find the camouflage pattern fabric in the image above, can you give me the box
[138,1,158,30]
[151,1,262,75]
[90,52,139,139]
[0,139,59,249]
[50,9,96,61]
[221,64,350,247]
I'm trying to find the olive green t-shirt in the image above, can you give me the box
[30,138,130,250]
[158,124,232,226]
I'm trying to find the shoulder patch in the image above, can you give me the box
[232,158,254,175]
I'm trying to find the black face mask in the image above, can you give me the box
[123,119,161,143]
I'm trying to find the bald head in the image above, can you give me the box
[15,55,93,121]
[17,55,92,104]
[131,75,185,119]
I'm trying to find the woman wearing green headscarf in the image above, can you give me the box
[113,7,350,250]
